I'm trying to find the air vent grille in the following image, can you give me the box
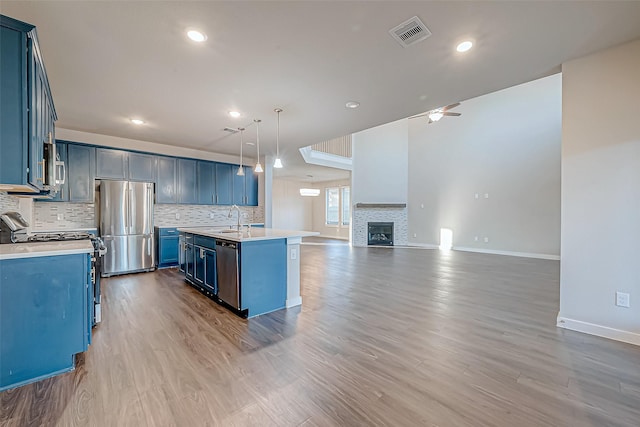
[389,16,431,48]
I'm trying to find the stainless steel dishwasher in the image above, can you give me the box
[216,240,240,309]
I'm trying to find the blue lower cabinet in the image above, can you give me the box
[156,227,179,268]
[194,245,206,285]
[178,233,186,272]
[204,250,217,294]
[185,242,194,281]
[0,253,90,391]
[188,236,217,295]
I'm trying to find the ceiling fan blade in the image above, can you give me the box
[442,112,461,117]
[441,102,460,111]
[409,113,430,119]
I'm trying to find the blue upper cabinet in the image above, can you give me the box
[67,144,95,202]
[246,167,259,206]
[156,156,177,204]
[128,152,156,182]
[0,15,56,193]
[232,166,258,206]
[232,167,246,205]
[177,158,197,204]
[197,161,215,205]
[95,148,128,180]
[215,163,233,205]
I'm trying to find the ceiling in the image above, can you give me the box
[3,1,640,182]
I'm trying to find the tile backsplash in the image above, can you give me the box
[34,202,97,230]
[154,204,264,227]
[31,201,264,231]
[0,192,20,213]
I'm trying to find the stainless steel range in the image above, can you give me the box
[0,212,106,326]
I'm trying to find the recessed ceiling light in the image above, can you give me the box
[187,30,207,42]
[345,101,360,109]
[229,111,240,118]
[456,41,473,53]
[130,118,145,125]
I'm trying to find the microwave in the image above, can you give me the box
[1,132,65,197]
[43,135,66,191]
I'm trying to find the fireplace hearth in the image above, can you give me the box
[368,222,394,246]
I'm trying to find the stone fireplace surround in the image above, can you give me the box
[352,203,408,247]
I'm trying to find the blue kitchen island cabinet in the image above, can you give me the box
[178,227,318,318]
[0,242,93,391]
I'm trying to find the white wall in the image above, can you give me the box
[272,178,313,231]
[407,74,562,257]
[558,39,640,344]
[312,178,351,240]
[352,119,407,204]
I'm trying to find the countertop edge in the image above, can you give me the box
[177,227,319,243]
[0,241,94,260]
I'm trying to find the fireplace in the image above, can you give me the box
[368,222,394,246]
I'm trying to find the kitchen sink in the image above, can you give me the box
[217,229,242,234]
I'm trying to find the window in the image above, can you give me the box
[341,187,350,226]
[325,186,350,227]
[326,188,339,225]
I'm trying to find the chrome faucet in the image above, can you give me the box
[228,204,241,231]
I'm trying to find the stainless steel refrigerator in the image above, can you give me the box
[100,180,155,276]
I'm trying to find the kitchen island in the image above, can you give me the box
[177,227,318,317]
[0,240,93,391]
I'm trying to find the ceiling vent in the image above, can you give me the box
[389,16,431,48]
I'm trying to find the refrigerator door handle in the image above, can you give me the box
[126,186,131,235]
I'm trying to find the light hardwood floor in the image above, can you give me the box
[1,243,639,426]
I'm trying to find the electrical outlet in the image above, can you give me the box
[474,236,479,242]
[616,292,630,308]
[413,233,417,238]
[57,213,64,220]
[175,213,180,220]
[291,248,297,260]
[209,213,214,219]
[484,237,489,243]
[420,204,424,209]
[474,193,479,199]
[484,193,489,199]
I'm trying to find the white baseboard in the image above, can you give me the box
[407,243,439,249]
[453,246,560,260]
[286,296,302,308]
[557,316,640,346]
[315,234,349,241]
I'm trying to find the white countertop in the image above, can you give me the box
[158,223,264,229]
[0,240,94,260]
[32,228,97,233]
[177,227,319,242]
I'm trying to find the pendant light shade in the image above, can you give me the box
[254,119,263,173]
[274,108,283,169]
[237,127,245,176]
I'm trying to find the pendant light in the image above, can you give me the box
[254,119,263,173]
[237,127,245,176]
[273,108,283,168]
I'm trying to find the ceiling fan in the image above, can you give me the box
[410,102,461,124]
